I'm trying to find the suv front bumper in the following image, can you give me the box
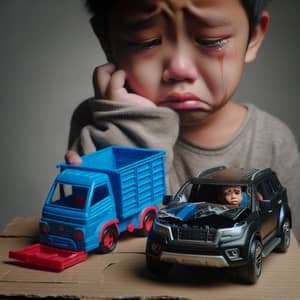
[160,250,229,267]
[147,231,249,268]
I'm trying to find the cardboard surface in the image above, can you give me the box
[0,216,299,300]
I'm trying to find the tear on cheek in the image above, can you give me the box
[215,52,228,104]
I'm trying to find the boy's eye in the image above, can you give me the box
[196,38,227,49]
[128,39,161,51]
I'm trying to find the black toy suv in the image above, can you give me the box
[146,166,291,284]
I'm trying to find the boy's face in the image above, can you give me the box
[107,0,254,125]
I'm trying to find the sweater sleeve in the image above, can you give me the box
[68,98,179,172]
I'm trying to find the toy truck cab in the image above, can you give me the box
[40,169,116,253]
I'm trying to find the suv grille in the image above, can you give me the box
[171,225,217,242]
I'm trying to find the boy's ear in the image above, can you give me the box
[245,11,270,64]
[90,16,114,63]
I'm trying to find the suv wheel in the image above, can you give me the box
[276,219,291,252]
[242,238,262,284]
[146,254,173,276]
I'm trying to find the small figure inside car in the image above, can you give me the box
[221,185,264,207]
[221,186,252,207]
[222,186,244,206]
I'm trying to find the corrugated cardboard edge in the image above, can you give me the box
[1,216,40,237]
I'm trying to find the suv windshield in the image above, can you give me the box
[175,180,249,208]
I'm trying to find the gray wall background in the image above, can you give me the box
[0,0,299,231]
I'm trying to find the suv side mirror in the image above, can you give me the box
[260,199,272,214]
[163,195,173,206]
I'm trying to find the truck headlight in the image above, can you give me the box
[40,222,49,234]
[74,228,85,241]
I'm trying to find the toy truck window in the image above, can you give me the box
[50,183,88,210]
[91,185,109,206]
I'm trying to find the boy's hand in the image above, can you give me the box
[93,63,155,107]
[65,150,82,165]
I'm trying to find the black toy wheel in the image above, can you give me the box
[138,211,156,236]
[146,254,173,276]
[276,219,291,252]
[99,226,118,254]
[242,238,263,284]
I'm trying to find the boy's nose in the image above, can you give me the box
[162,49,198,83]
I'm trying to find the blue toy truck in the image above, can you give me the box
[9,146,166,271]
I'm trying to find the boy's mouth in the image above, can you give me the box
[159,92,207,110]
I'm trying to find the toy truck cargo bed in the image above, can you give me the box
[58,146,166,219]
[59,146,164,172]
[9,244,87,271]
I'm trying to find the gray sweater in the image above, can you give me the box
[69,99,300,242]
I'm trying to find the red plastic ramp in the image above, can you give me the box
[9,243,88,271]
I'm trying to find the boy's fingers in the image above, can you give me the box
[93,64,154,106]
[107,69,127,100]
[64,150,82,165]
[93,63,116,98]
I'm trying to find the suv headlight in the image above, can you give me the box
[219,222,247,243]
[152,221,173,239]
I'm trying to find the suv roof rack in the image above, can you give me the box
[251,168,272,181]
[197,165,227,178]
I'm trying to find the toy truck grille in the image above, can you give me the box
[49,222,74,238]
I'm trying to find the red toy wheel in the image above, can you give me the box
[139,211,156,236]
[99,226,118,254]
[145,216,154,232]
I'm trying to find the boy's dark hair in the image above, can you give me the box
[241,0,271,37]
[85,1,117,61]
[85,0,270,55]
